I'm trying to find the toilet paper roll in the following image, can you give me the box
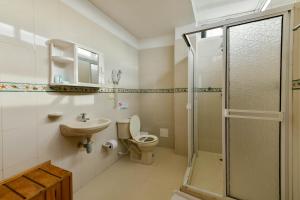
[104,139,118,150]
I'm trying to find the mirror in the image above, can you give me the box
[77,47,104,85]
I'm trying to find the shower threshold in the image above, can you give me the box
[181,151,224,200]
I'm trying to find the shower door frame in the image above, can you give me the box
[182,5,293,200]
[223,12,290,200]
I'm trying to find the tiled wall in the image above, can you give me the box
[174,39,189,155]
[139,46,175,148]
[0,0,139,192]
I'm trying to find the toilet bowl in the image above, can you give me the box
[117,115,159,165]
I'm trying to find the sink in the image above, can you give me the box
[60,118,112,137]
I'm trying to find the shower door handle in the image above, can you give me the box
[186,104,192,110]
[224,109,284,122]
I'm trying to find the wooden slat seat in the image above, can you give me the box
[0,161,72,200]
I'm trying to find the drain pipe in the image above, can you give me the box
[79,137,93,154]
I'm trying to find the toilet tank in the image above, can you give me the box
[116,119,131,139]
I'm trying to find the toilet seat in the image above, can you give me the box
[135,135,159,144]
[129,115,158,143]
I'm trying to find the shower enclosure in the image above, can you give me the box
[182,6,291,200]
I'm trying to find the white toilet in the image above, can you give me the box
[117,115,159,165]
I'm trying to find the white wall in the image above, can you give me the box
[0,0,139,192]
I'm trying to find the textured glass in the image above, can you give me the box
[198,93,222,153]
[196,36,223,88]
[195,33,223,154]
[228,119,280,200]
[227,17,282,200]
[190,31,224,194]
[228,17,282,111]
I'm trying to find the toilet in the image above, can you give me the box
[117,115,159,165]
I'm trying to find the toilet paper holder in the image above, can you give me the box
[102,139,118,151]
[102,142,113,150]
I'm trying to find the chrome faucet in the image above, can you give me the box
[79,113,90,122]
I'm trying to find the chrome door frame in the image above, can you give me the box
[187,47,196,167]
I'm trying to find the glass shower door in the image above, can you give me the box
[225,16,283,200]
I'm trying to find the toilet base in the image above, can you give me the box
[129,149,155,165]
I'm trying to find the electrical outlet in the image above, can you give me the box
[160,128,168,137]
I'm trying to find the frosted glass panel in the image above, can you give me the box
[228,119,280,200]
[227,17,282,200]
[228,17,282,111]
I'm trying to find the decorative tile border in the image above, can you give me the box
[293,79,300,90]
[174,88,188,93]
[140,88,175,93]
[195,87,222,93]
[0,82,222,93]
[0,82,49,92]
[5,80,300,92]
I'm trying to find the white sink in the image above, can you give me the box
[60,118,111,137]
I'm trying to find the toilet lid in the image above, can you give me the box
[129,115,141,139]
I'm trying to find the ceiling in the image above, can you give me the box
[89,0,195,39]
[191,0,264,22]
[89,0,293,40]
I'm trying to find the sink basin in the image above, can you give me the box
[60,118,112,137]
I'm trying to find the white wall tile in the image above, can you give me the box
[3,127,38,169]
[37,123,63,163]
[0,42,36,83]
[2,92,37,131]
[0,0,35,47]
[3,158,38,179]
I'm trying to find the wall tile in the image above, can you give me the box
[174,93,188,155]
[0,0,35,47]
[3,157,38,179]
[37,123,63,163]
[3,127,38,169]
[139,46,174,89]
[140,93,174,148]
[0,42,36,83]
[2,92,37,131]
[174,39,188,88]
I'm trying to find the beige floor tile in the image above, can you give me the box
[74,147,187,200]
[190,151,223,195]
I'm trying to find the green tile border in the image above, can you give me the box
[0,82,222,93]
